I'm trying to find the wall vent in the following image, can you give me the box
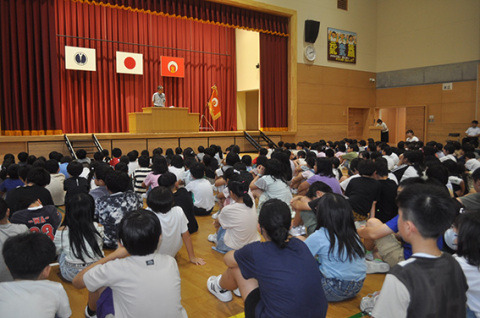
[337,0,348,11]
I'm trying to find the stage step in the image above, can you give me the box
[64,134,104,159]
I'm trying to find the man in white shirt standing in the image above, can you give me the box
[152,85,166,107]
[464,120,480,148]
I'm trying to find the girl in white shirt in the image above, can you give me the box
[54,193,104,281]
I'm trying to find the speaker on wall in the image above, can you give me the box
[304,20,320,43]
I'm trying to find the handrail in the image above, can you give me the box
[92,134,104,152]
[64,135,78,159]
[244,131,262,151]
[259,131,278,148]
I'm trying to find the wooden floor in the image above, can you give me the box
[49,206,386,318]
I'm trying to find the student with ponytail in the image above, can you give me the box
[210,174,260,253]
[208,199,328,318]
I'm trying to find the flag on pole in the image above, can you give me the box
[208,85,221,120]
[116,51,143,75]
[65,46,96,71]
[161,56,185,78]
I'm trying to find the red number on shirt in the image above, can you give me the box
[29,224,54,240]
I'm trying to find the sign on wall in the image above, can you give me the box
[327,28,356,64]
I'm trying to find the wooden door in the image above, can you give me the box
[348,108,368,140]
[405,106,426,141]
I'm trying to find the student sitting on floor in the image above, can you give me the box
[0,164,24,199]
[185,163,215,216]
[54,193,104,282]
[0,232,72,317]
[64,161,90,202]
[297,158,342,196]
[301,193,366,302]
[132,155,151,196]
[371,183,467,317]
[209,174,260,254]
[146,186,205,265]
[207,199,328,318]
[73,209,188,318]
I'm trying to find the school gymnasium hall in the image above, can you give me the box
[0,0,479,317]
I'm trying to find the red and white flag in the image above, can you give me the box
[116,51,143,75]
[161,56,185,78]
[208,85,221,120]
[65,46,96,71]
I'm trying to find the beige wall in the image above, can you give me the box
[253,0,378,72]
[376,0,480,72]
[236,29,260,91]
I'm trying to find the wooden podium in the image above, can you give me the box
[368,126,383,141]
[128,107,199,133]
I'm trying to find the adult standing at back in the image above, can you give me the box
[464,120,480,148]
[152,85,166,107]
[376,119,389,143]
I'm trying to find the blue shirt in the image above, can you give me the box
[235,238,327,318]
[385,215,444,259]
[59,163,70,178]
[305,228,366,281]
[0,179,24,193]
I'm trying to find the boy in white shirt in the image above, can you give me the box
[186,163,215,215]
[405,129,419,142]
[73,209,188,318]
[0,232,72,318]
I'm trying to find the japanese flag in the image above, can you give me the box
[65,46,96,71]
[116,51,143,75]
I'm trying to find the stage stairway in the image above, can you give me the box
[64,134,104,159]
[244,131,278,151]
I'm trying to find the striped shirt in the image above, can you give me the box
[133,167,152,194]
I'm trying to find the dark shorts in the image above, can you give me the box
[193,206,214,216]
[97,287,114,318]
[245,288,261,318]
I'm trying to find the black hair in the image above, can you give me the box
[67,161,84,178]
[256,155,268,167]
[118,209,161,256]
[147,186,174,214]
[472,168,480,182]
[277,141,284,148]
[325,148,334,158]
[152,147,163,157]
[226,152,240,166]
[76,149,87,160]
[44,160,59,174]
[105,170,130,193]
[227,175,253,208]
[3,232,56,280]
[6,164,20,179]
[472,120,479,125]
[258,199,291,249]
[17,152,28,163]
[49,151,63,162]
[62,193,103,263]
[406,129,414,135]
[93,162,112,182]
[27,155,37,165]
[26,167,51,186]
[358,159,376,176]
[297,150,306,159]
[0,198,8,219]
[158,172,177,189]
[241,155,252,167]
[403,150,425,177]
[127,151,138,162]
[171,155,184,169]
[93,152,104,162]
[32,159,46,169]
[190,163,206,179]
[306,181,333,199]
[115,162,129,173]
[138,155,150,168]
[119,156,129,165]
[396,183,455,239]
[112,148,122,158]
[270,150,292,181]
[175,147,183,155]
[374,158,389,177]
[264,158,288,184]
[198,146,205,153]
[259,148,268,156]
[183,147,196,159]
[141,150,150,157]
[456,211,480,267]
[184,158,197,169]
[315,157,334,178]
[444,144,455,155]
[315,193,365,261]
[233,162,247,172]
[60,156,72,164]
[151,156,168,175]
[231,145,241,154]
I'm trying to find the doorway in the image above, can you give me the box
[375,106,426,145]
[348,108,370,140]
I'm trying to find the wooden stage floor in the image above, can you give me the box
[49,204,385,318]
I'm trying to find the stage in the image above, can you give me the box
[0,131,296,159]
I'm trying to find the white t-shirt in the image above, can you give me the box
[406,136,419,142]
[383,155,395,171]
[169,166,186,183]
[466,126,480,136]
[185,178,215,210]
[128,161,139,177]
[0,280,72,318]
[400,166,424,183]
[255,175,292,211]
[218,201,260,250]
[454,254,480,316]
[440,154,457,163]
[54,222,104,264]
[389,153,400,166]
[155,206,189,257]
[84,253,187,318]
[45,173,66,206]
[465,158,480,172]
[340,174,360,191]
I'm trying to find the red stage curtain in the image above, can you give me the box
[91,0,289,37]
[56,0,237,133]
[260,33,288,130]
[0,0,62,136]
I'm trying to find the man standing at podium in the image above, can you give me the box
[152,85,166,107]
